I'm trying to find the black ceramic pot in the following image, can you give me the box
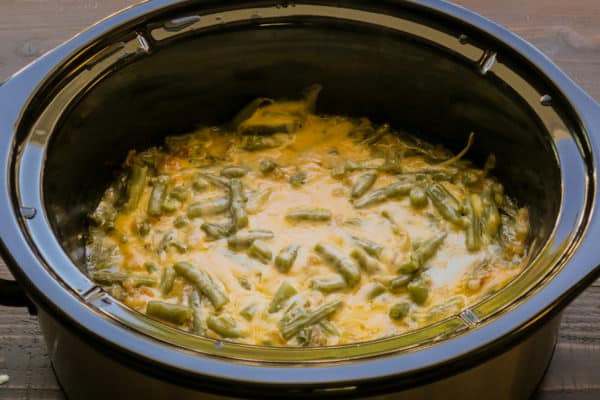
[1,1,599,399]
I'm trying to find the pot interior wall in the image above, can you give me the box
[42,22,561,270]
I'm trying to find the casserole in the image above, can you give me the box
[1,1,599,398]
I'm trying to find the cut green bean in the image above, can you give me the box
[280,299,343,340]
[137,220,151,237]
[144,261,157,273]
[173,262,229,310]
[221,166,248,178]
[124,164,148,212]
[319,320,340,336]
[426,183,464,226]
[146,301,192,325]
[398,232,447,274]
[201,173,231,189]
[240,303,259,321]
[173,216,189,229]
[269,282,298,313]
[169,185,189,202]
[286,208,332,222]
[407,279,429,305]
[259,159,278,174]
[353,182,412,209]
[389,302,410,320]
[230,97,274,129]
[351,172,377,199]
[207,315,243,338]
[187,196,230,218]
[159,266,176,295]
[310,276,347,293]
[351,236,383,259]
[388,274,413,292]
[189,289,207,335]
[157,231,176,254]
[228,230,274,250]
[366,282,386,300]
[275,244,300,273]
[412,296,465,324]
[192,175,210,192]
[161,198,181,213]
[147,176,168,216]
[89,271,157,287]
[350,247,382,274]
[246,189,271,214]
[330,164,346,179]
[240,135,282,151]
[381,210,401,234]
[361,123,389,146]
[201,223,231,240]
[289,171,307,188]
[247,240,273,264]
[482,186,501,237]
[409,186,428,208]
[229,179,248,231]
[238,277,252,290]
[314,243,361,287]
[303,83,322,113]
[464,195,482,252]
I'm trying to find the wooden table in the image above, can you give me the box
[1,1,599,399]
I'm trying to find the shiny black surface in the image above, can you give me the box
[0,0,600,397]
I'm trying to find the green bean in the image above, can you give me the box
[310,276,347,293]
[157,231,176,254]
[482,187,501,237]
[407,279,429,305]
[229,179,248,231]
[161,198,181,213]
[389,302,410,320]
[286,208,332,222]
[388,274,413,292]
[351,236,383,259]
[238,277,252,290]
[350,247,382,274]
[187,197,230,218]
[241,135,282,151]
[465,258,491,292]
[319,320,340,337]
[227,230,274,250]
[409,186,428,208]
[330,164,346,180]
[412,296,465,324]
[147,176,168,216]
[426,183,464,226]
[303,83,322,113]
[192,175,210,192]
[173,262,229,310]
[366,282,386,300]
[259,159,278,174]
[398,232,447,273]
[361,123,389,146]
[381,210,401,234]
[269,282,298,313]
[492,182,505,207]
[170,185,190,202]
[230,97,274,129]
[246,189,271,214]
[314,243,361,287]
[173,216,189,229]
[241,120,299,136]
[201,223,231,240]
[207,315,243,338]
[124,164,148,212]
[221,166,248,178]
[464,195,482,251]
[353,182,412,208]
[289,171,307,188]
[275,244,300,273]
[89,271,157,287]
[201,173,231,189]
[137,221,151,237]
[240,303,259,321]
[159,266,176,295]
[247,240,273,264]
[280,299,343,340]
[146,301,192,325]
[189,290,207,335]
[144,261,157,273]
[351,173,377,199]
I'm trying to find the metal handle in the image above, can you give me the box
[0,277,32,308]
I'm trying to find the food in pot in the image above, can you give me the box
[86,85,529,346]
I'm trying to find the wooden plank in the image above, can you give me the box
[1,1,600,399]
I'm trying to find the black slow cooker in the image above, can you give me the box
[1,1,599,399]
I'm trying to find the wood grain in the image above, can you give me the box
[1,1,599,399]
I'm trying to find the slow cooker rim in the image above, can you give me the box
[1,0,600,394]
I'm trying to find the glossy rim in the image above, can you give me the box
[1,0,600,395]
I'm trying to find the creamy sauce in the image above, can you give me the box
[87,88,529,346]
